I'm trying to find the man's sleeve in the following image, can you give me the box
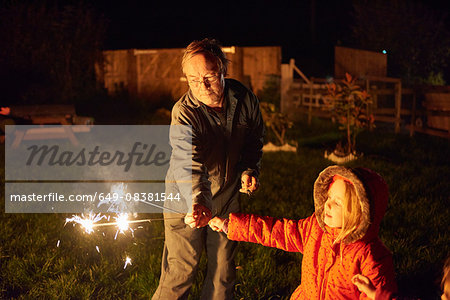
[169,103,212,210]
[240,92,265,178]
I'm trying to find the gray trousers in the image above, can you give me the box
[152,214,238,300]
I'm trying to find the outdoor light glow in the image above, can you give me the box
[382,50,387,54]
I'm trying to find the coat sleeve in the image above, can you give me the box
[227,213,316,253]
[169,103,212,210]
[239,91,264,178]
[359,241,397,300]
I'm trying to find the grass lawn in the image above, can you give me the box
[1,117,449,299]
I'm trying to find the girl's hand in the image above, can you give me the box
[184,204,212,228]
[351,274,376,300]
[208,217,227,232]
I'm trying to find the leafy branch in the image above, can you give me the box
[324,73,374,154]
[260,102,293,146]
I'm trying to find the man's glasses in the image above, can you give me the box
[187,75,220,87]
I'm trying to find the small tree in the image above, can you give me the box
[260,102,293,146]
[324,73,374,155]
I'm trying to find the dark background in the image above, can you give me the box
[96,0,450,78]
[0,0,449,106]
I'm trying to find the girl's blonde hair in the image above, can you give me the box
[332,179,362,244]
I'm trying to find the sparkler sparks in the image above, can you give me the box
[124,256,132,269]
[115,213,130,232]
[63,182,183,268]
[65,213,106,234]
[113,213,133,239]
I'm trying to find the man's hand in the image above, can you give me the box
[240,174,260,194]
[184,204,212,228]
[351,274,376,300]
[208,217,227,232]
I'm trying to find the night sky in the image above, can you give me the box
[94,0,354,76]
[93,0,449,78]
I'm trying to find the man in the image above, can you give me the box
[152,38,264,300]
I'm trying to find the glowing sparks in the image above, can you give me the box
[116,213,129,232]
[62,182,160,270]
[124,256,132,269]
[114,213,133,239]
[65,213,106,234]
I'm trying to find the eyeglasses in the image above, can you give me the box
[187,74,220,87]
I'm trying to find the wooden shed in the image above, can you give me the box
[334,46,387,78]
[98,46,281,102]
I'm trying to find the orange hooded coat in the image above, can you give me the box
[227,166,397,299]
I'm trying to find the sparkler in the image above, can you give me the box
[124,256,132,269]
[65,212,107,234]
[63,182,185,268]
[66,182,185,233]
[114,213,132,239]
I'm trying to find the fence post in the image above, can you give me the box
[280,63,293,115]
[395,80,402,133]
[410,92,417,137]
[308,82,313,125]
[365,78,374,131]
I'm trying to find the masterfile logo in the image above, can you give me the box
[4,125,193,214]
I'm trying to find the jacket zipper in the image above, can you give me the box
[320,268,329,300]
[320,244,337,299]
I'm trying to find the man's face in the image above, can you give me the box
[184,53,224,107]
[324,179,345,228]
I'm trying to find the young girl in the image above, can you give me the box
[209,165,397,299]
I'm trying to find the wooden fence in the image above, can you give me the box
[98,46,281,102]
[281,59,450,138]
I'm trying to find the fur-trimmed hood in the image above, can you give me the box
[314,165,389,244]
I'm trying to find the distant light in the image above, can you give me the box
[382,50,387,54]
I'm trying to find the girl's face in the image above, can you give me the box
[324,179,345,228]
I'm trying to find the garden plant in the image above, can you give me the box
[324,73,374,157]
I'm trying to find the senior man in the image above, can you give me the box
[152,38,264,300]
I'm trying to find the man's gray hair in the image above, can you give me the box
[182,38,229,76]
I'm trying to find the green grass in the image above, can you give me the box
[1,117,449,299]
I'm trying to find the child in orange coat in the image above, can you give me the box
[209,165,397,299]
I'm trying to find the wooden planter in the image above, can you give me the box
[424,93,450,132]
